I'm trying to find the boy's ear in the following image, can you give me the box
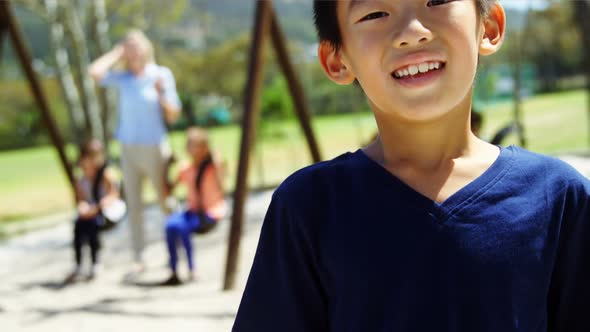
[479,2,506,56]
[318,42,356,85]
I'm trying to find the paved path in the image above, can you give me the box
[558,153,590,178]
[0,190,273,332]
[1,154,589,332]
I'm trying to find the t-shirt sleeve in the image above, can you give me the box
[160,67,181,109]
[99,70,125,88]
[547,177,590,331]
[232,192,329,332]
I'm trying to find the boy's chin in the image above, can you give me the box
[396,111,448,123]
[374,101,451,123]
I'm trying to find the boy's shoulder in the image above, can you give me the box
[274,150,364,204]
[507,145,590,193]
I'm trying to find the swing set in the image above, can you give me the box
[0,0,321,291]
[0,0,538,291]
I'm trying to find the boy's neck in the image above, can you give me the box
[367,97,482,171]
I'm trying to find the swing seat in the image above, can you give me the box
[193,219,218,235]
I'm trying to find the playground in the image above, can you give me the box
[0,191,272,332]
[2,154,590,331]
[2,0,590,330]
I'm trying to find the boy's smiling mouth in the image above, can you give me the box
[390,58,447,88]
[392,61,445,79]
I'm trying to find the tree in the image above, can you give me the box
[89,0,115,145]
[104,0,187,40]
[62,2,103,142]
[159,34,255,117]
[14,0,107,146]
[43,0,87,145]
[523,3,582,92]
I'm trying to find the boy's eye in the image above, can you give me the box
[427,0,453,6]
[358,11,389,22]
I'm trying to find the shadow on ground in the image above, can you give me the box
[26,293,236,325]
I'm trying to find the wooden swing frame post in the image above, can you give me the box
[223,0,321,291]
[0,1,77,199]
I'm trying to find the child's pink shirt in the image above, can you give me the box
[178,162,227,220]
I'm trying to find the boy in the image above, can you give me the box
[233,1,590,331]
[160,127,227,286]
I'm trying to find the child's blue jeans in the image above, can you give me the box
[165,210,216,273]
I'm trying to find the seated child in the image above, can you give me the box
[66,139,119,282]
[161,127,227,286]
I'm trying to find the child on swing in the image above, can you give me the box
[66,139,119,282]
[160,127,227,286]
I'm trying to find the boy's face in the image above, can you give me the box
[320,0,504,122]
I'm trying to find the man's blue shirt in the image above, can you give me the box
[101,63,180,145]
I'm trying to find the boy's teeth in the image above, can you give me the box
[394,61,443,78]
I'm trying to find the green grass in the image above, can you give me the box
[0,147,73,222]
[0,111,377,223]
[478,90,590,154]
[1,89,589,223]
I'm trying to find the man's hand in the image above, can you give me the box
[88,44,124,82]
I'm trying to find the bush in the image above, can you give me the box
[0,78,72,151]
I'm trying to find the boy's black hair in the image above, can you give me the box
[313,0,496,50]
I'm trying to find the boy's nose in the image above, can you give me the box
[392,18,433,48]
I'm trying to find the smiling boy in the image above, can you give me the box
[233,1,590,331]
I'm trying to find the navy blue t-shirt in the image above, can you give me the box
[233,146,590,332]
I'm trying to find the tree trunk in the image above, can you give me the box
[89,0,114,146]
[44,0,86,146]
[61,2,104,142]
[573,0,590,149]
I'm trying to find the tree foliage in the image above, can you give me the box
[104,0,187,37]
[522,2,582,92]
